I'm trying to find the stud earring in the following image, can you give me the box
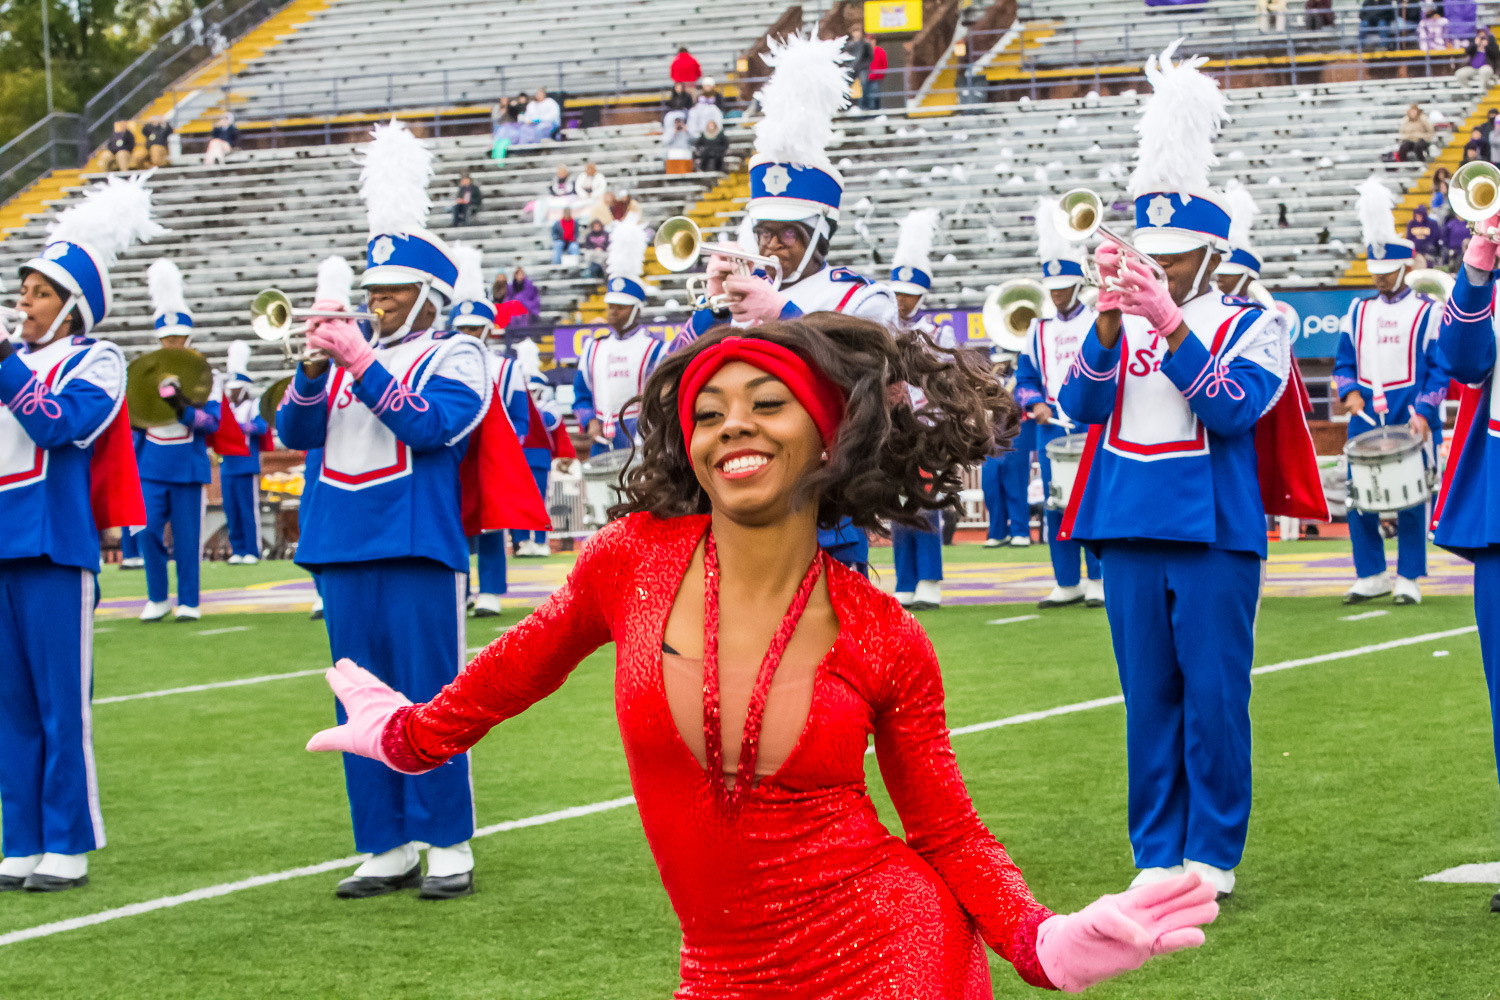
[820,450,828,461]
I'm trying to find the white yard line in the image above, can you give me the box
[1339,610,1390,621]
[195,626,252,636]
[94,670,325,705]
[11,626,1471,948]
[986,615,1040,625]
[1421,862,1500,884]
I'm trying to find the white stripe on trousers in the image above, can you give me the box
[79,569,105,848]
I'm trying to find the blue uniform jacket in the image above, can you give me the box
[1435,266,1500,556]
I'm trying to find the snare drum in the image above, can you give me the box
[1045,433,1088,511]
[1344,425,1429,514]
[580,448,635,528]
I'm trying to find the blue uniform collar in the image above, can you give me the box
[1057,301,1087,322]
[1379,285,1412,305]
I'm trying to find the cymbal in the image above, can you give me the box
[259,375,292,426]
[126,348,214,429]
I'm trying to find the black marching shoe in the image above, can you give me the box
[335,864,421,899]
[23,872,88,892]
[1490,890,1499,913]
[0,874,26,891]
[419,871,475,900]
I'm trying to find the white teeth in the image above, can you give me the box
[721,454,769,474]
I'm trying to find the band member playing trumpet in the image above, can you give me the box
[1015,198,1102,609]
[1335,178,1447,606]
[222,341,266,565]
[0,176,156,891]
[276,121,490,900]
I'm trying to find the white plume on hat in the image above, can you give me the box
[753,31,851,171]
[892,208,940,273]
[607,221,648,283]
[226,340,251,377]
[314,255,355,306]
[450,242,486,303]
[48,174,166,263]
[146,258,189,318]
[358,119,433,237]
[1222,178,1259,250]
[1356,175,1400,253]
[1035,197,1083,265]
[1127,39,1231,198]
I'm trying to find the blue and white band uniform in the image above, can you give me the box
[1015,300,1101,588]
[520,377,564,548]
[276,327,488,857]
[677,264,899,347]
[0,335,124,861]
[1334,283,1446,583]
[1058,290,1291,873]
[221,387,267,560]
[888,304,952,599]
[474,354,530,598]
[1432,264,1500,795]
[572,328,664,455]
[138,369,221,612]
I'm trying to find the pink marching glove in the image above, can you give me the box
[1464,214,1500,271]
[724,273,791,325]
[704,248,740,300]
[1035,871,1219,993]
[1093,242,1124,312]
[305,301,375,378]
[305,659,421,773]
[1115,257,1183,335]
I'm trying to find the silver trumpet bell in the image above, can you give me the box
[1450,160,1500,232]
[1404,267,1454,302]
[654,216,783,311]
[1053,188,1171,286]
[983,279,1051,353]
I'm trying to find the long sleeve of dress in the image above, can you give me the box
[871,605,1057,990]
[383,516,631,770]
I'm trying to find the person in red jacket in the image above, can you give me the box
[670,46,701,86]
[862,42,888,111]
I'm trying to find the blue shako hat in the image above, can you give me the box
[357,120,458,313]
[1356,176,1414,276]
[1040,258,1086,287]
[148,258,194,339]
[447,242,495,330]
[1216,179,1261,278]
[888,208,940,297]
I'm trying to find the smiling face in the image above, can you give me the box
[365,284,434,335]
[688,360,825,527]
[16,271,69,343]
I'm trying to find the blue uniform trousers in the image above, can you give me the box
[893,510,944,592]
[0,559,103,857]
[819,518,869,577]
[1098,541,1260,871]
[119,528,140,560]
[981,452,1031,541]
[1348,504,1428,580]
[1471,549,1500,788]
[221,472,261,559]
[1045,509,1101,587]
[515,461,550,546]
[476,532,507,594]
[141,480,204,607]
[320,558,474,854]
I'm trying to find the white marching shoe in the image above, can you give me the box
[422,842,476,899]
[227,554,244,565]
[1393,576,1422,605]
[910,579,942,610]
[472,593,503,618]
[896,591,916,607]
[1184,859,1236,898]
[174,605,201,621]
[240,554,259,566]
[1039,584,1085,609]
[0,853,41,889]
[1084,578,1105,608]
[139,599,171,622]
[25,852,89,891]
[337,843,421,899]
[1129,864,1184,890]
[309,594,324,621]
[118,556,144,569]
[1343,572,1392,604]
[983,537,1005,548]
[1009,535,1032,548]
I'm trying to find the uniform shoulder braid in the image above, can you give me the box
[826,267,871,286]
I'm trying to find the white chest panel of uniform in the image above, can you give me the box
[322,337,444,491]
[1354,294,1427,391]
[0,338,122,491]
[1038,308,1096,408]
[490,353,522,431]
[783,266,899,328]
[586,330,657,435]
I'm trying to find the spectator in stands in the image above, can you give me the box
[1407,204,1439,265]
[1464,126,1490,162]
[846,28,874,103]
[574,160,608,208]
[203,113,239,166]
[452,173,482,227]
[667,82,694,113]
[552,207,580,264]
[609,188,642,226]
[581,220,610,278]
[1360,0,1396,49]
[527,88,563,140]
[142,116,173,167]
[1442,209,1470,268]
[106,122,135,171]
[494,266,542,324]
[1398,104,1435,160]
[665,117,693,154]
[1305,0,1336,29]
[549,163,575,199]
[1432,166,1450,211]
[670,45,701,86]
[694,119,728,172]
[686,90,724,138]
[1277,203,1289,228]
[1257,0,1287,32]
[861,41,888,111]
[1457,26,1499,86]
[697,78,728,114]
[1392,0,1422,44]
[1417,2,1449,49]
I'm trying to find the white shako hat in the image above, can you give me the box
[1217,179,1262,277]
[447,243,497,329]
[603,222,650,307]
[147,258,193,340]
[1035,196,1086,289]
[889,209,939,296]
[1356,175,1414,275]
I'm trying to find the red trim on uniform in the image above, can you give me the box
[1056,423,1103,541]
[1433,380,1485,529]
[835,284,860,312]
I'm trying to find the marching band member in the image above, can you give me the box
[137,259,221,622]
[300,255,356,624]
[888,209,946,609]
[119,513,144,567]
[1056,42,1322,898]
[0,176,155,891]
[982,342,1034,550]
[516,372,573,557]
[449,244,530,618]
[1431,201,1500,914]
[1015,198,1103,608]
[1214,179,1264,300]
[277,121,492,900]
[572,222,664,456]
[1335,178,1446,606]
[221,340,266,565]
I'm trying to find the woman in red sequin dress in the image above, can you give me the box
[310,317,1218,997]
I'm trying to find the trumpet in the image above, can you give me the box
[1449,160,1500,233]
[1053,188,1171,286]
[653,216,783,310]
[250,288,382,361]
[983,279,1051,353]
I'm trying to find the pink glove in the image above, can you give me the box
[1036,871,1219,993]
[305,659,421,772]
[724,273,791,325]
[1464,214,1500,271]
[1115,257,1183,335]
[1093,242,1124,312]
[305,300,375,378]
[704,247,740,300]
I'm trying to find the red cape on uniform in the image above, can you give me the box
[460,383,552,534]
[1432,379,1483,529]
[90,402,146,530]
[208,388,250,457]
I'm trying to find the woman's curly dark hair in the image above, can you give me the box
[609,314,1020,534]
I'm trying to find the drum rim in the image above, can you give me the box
[1044,431,1089,457]
[1343,425,1423,462]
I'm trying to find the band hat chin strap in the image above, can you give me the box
[36,295,78,346]
[616,304,641,334]
[380,281,432,346]
[785,215,829,284]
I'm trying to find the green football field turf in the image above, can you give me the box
[1,590,1497,997]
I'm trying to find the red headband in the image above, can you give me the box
[678,336,846,454]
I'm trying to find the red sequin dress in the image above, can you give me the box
[384,513,1057,997]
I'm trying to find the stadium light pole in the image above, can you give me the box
[41,0,55,113]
